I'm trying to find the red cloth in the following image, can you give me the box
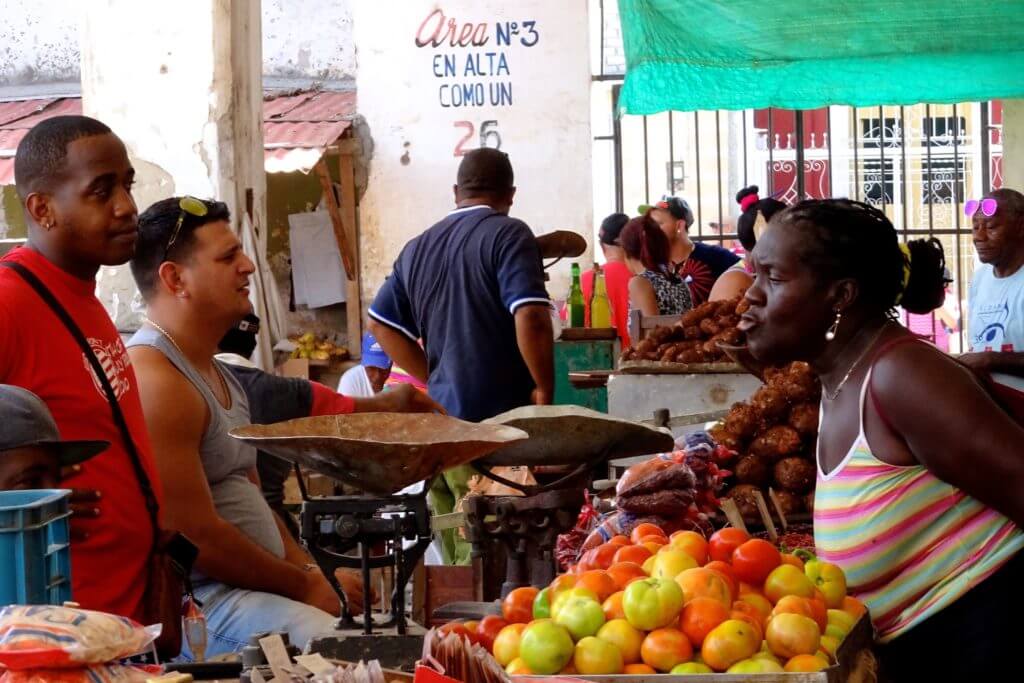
[582,260,632,348]
[0,247,161,622]
[309,380,356,415]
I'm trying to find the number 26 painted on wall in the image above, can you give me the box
[453,120,502,156]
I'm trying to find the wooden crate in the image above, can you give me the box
[412,564,478,627]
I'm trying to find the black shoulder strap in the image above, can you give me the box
[0,261,161,540]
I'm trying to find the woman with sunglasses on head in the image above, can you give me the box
[620,213,694,318]
[961,189,1024,414]
[740,198,1024,681]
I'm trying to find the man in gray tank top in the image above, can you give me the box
[125,197,344,658]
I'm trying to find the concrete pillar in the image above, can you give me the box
[1003,100,1024,190]
[353,0,593,303]
[80,0,264,329]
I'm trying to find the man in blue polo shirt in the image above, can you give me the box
[368,149,554,564]
[368,148,554,422]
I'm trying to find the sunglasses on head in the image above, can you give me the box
[163,196,209,261]
[964,198,997,218]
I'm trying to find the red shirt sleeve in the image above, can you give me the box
[309,381,357,415]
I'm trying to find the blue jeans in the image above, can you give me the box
[181,582,338,659]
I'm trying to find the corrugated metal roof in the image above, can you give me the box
[0,89,356,182]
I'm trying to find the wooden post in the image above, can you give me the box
[313,159,356,279]
[337,149,362,355]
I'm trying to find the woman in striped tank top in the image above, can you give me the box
[737,199,1024,681]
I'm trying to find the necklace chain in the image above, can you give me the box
[823,323,891,401]
[143,317,228,399]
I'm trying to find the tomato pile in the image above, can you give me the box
[443,524,866,675]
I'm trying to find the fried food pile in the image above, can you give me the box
[708,361,822,522]
[621,296,747,363]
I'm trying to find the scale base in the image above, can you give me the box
[309,628,427,672]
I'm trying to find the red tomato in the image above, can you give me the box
[439,621,472,640]
[708,528,750,564]
[477,614,509,651]
[731,539,782,585]
[502,587,540,623]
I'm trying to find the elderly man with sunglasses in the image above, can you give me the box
[961,189,1024,408]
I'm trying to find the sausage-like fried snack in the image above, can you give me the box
[749,425,803,461]
[735,455,771,487]
[683,325,703,340]
[708,424,743,457]
[649,326,673,345]
[772,489,805,516]
[712,327,744,347]
[715,314,740,329]
[681,302,718,327]
[774,457,816,494]
[678,349,705,364]
[636,338,658,354]
[724,403,764,440]
[699,318,722,337]
[722,483,761,520]
[735,298,751,315]
[788,402,819,437]
[751,386,790,423]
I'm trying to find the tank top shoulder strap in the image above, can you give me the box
[866,335,927,433]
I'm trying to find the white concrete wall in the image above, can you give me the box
[0,0,80,86]
[262,0,355,80]
[80,0,265,329]
[0,0,356,86]
[1003,100,1024,190]
[354,0,593,301]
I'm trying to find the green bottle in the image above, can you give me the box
[568,263,585,328]
[590,264,612,329]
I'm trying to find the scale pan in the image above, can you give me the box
[230,413,528,495]
[479,404,674,467]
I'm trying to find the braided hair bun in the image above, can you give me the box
[736,185,787,251]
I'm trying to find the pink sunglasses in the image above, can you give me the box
[965,198,997,218]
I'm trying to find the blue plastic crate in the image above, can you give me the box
[0,489,72,606]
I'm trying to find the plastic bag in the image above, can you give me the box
[0,605,160,670]
[0,664,160,682]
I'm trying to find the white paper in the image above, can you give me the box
[288,210,348,308]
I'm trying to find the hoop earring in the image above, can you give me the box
[825,311,842,341]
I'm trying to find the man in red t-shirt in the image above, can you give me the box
[0,116,159,623]
[582,213,633,347]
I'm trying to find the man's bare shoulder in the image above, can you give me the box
[128,345,206,423]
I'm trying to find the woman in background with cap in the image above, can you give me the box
[620,214,694,318]
[644,195,741,304]
[582,213,634,347]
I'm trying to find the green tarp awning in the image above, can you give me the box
[618,0,1024,114]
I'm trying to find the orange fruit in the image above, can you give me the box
[640,628,693,672]
[701,619,761,672]
[807,596,829,632]
[736,592,772,622]
[623,663,657,674]
[642,540,666,555]
[573,635,625,675]
[729,606,764,643]
[675,567,732,608]
[502,587,539,624]
[614,544,653,566]
[842,596,867,619]
[780,553,805,571]
[596,618,644,664]
[708,528,749,563]
[607,535,631,547]
[669,530,709,565]
[764,564,816,604]
[602,591,626,621]
[631,523,668,544]
[731,539,782,586]
[772,595,815,620]
[607,562,648,590]
[705,560,739,598]
[731,600,767,632]
[679,597,729,649]
[586,543,619,570]
[549,573,578,600]
[766,613,822,659]
[785,654,829,672]
[577,570,618,603]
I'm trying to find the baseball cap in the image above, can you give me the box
[0,385,108,465]
[599,213,629,245]
[360,332,393,370]
[638,195,694,227]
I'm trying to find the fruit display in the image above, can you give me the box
[620,297,747,363]
[449,524,866,675]
[708,362,822,522]
[288,331,350,361]
[559,434,730,570]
